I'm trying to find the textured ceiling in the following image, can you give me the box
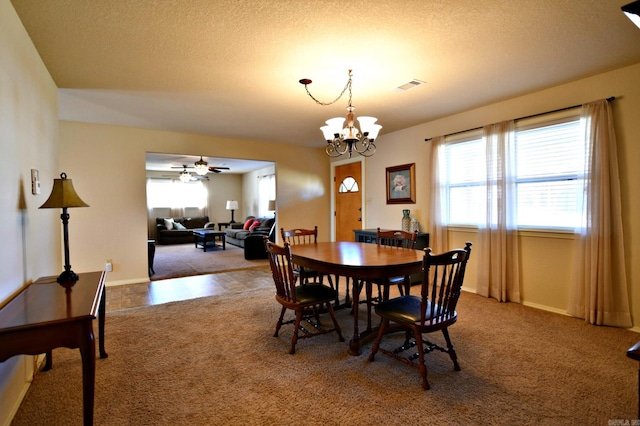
[11,0,640,152]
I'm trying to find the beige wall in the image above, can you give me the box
[0,1,60,422]
[58,121,331,286]
[357,62,640,323]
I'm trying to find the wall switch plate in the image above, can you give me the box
[31,169,40,195]
[105,261,113,272]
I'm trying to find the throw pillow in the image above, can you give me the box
[243,219,255,230]
[249,220,261,231]
[173,222,186,230]
[163,218,174,230]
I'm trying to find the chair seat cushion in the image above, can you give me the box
[375,295,456,325]
[295,284,336,305]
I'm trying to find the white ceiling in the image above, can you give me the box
[145,152,273,174]
[11,0,640,157]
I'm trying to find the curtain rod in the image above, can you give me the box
[424,96,615,142]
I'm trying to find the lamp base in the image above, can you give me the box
[57,270,79,288]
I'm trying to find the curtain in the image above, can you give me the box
[428,136,448,255]
[476,121,521,302]
[567,100,631,327]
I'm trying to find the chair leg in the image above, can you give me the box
[290,311,303,354]
[413,329,430,390]
[325,302,345,342]
[365,281,373,331]
[442,328,460,371]
[368,318,389,361]
[274,306,286,337]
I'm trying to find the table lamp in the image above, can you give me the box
[226,200,239,223]
[268,199,276,217]
[39,172,89,287]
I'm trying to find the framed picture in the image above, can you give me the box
[386,163,416,204]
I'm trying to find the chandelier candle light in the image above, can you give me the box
[299,70,382,158]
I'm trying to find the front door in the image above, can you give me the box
[334,162,363,242]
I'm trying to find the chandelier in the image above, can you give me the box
[299,70,382,158]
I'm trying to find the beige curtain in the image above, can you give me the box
[476,121,521,302]
[567,100,631,327]
[428,136,448,254]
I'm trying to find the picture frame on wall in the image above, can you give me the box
[386,163,416,204]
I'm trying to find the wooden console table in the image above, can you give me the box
[0,271,107,426]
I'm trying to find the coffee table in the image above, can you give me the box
[193,229,226,252]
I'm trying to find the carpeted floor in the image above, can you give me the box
[151,242,268,281]
[11,286,640,425]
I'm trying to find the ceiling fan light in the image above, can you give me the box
[194,164,208,175]
[179,171,191,182]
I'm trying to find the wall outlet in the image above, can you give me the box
[105,259,113,272]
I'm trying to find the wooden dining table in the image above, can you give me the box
[289,241,424,355]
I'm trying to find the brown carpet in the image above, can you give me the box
[11,286,640,425]
[151,243,268,281]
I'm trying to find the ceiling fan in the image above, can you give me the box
[193,155,230,174]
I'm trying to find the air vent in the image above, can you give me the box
[395,79,426,92]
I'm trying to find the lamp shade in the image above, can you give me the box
[268,199,276,211]
[226,200,239,210]
[39,173,89,209]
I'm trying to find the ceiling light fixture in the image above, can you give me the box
[299,70,382,158]
[179,170,192,182]
[194,156,209,176]
[622,1,640,29]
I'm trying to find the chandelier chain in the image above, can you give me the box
[302,70,353,107]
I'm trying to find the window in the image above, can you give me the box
[258,174,276,217]
[439,111,585,229]
[147,179,208,209]
[339,176,359,193]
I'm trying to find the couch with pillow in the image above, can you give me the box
[224,216,275,249]
[155,216,213,245]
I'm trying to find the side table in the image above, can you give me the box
[217,222,232,231]
[0,271,107,425]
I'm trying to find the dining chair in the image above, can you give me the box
[264,238,344,354]
[376,228,419,296]
[369,242,472,390]
[353,229,418,331]
[280,226,336,288]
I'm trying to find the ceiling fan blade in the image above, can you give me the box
[208,166,230,171]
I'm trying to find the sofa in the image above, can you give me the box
[225,216,275,250]
[155,216,214,245]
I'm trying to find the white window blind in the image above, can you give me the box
[439,112,585,229]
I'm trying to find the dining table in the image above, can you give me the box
[289,241,424,355]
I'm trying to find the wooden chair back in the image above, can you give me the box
[280,227,318,245]
[376,228,418,249]
[265,239,297,303]
[420,242,472,326]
